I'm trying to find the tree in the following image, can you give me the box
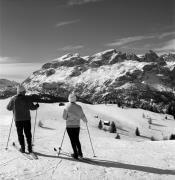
[110,121,116,133]
[142,113,145,118]
[148,118,152,124]
[38,120,43,127]
[169,134,175,140]
[151,136,156,141]
[115,133,120,139]
[98,120,103,129]
[135,127,140,136]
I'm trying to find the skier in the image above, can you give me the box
[63,93,88,159]
[7,84,39,153]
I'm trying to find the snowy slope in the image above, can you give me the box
[1,98,175,180]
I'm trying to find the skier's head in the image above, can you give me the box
[17,84,26,95]
[68,93,76,103]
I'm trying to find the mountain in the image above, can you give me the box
[0,79,19,99]
[20,49,174,111]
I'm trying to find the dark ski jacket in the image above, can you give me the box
[7,94,38,121]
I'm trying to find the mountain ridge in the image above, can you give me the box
[21,49,175,112]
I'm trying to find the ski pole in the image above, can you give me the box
[58,128,66,154]
[86,123,96,157]
[32,108,38,145]
[5,115,14,150]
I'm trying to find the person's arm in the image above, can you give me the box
[7,98,14,111]
[63,109,68,120]
[29,101,39,110]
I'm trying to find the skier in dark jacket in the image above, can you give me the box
[7,85,39,153]
[63,93,87,159]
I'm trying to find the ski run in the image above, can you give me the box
[0,98,175,180]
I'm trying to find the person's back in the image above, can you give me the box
[7,94,32,121]
[62,93,87,159]
[63,102,87,128]
[6,85,39,153]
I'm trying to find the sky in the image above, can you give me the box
[0,0,175,82]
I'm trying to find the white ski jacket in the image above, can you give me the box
[63,102,87,128]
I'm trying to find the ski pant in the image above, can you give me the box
[15,120,32,151]
[66,127,82,157]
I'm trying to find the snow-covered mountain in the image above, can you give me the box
[23,49,175,111]
[0,79,19,99]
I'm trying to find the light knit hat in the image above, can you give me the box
[17,85,26,94]
[68,93,76,103]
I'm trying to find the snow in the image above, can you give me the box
[165,62,175,70]
[24,59,156,96]
[93,49,115,57]
[1,98,175,180]
[68,60,150,88]
[53,53,80,62]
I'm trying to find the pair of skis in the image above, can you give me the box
[54,147,95,163]
[12,142,38,160]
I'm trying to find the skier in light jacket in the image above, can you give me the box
[63,93,87,159]
[7,85,39,153]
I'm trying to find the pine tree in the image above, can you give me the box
[148,118,152,124]
[169,134,175,140]
[38,120,43,127]
[115,133,120,139]
[98,120,103,129]
[142,113,145,118]
[151,136,156,141]
[110,121,116,133]
[135,127,140,136]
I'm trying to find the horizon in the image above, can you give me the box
[0,0,174,82]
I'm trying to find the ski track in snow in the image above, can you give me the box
[0,99,175,180]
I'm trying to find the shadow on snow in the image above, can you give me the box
[35,152,175,175]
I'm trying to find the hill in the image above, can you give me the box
[0,98,175,180]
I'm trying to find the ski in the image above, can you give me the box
[12,142,38,160]
[12,142,33,160]
[29,152,38,160]
[54,147,95,163]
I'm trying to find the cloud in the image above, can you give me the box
[0,63,42,82]
[106,35,155,47]
[0,57,9,63]
[67,0,103,6]
[57,45,84,51]
[154,39,175,54]
[56,19,80,28]
[158,31,175,39]
[0,56,21,64]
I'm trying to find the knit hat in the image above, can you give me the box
[68,93,76,103]
[17,85,26,94]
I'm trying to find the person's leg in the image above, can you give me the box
[66,128,78,158]
[23,121,32,153]
[74,127,83,157]
[15,121,25,152]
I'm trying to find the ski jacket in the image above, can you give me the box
[7,94,38,121]
[63,102,87,128]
